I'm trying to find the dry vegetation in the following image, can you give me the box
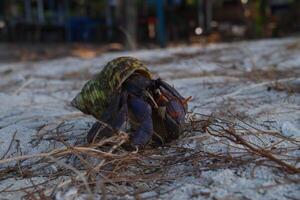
[0,111,299,199]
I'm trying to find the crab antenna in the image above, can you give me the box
[182,96,192,105]
[144,91,159,108]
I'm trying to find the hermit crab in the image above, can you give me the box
[71,57,190,147]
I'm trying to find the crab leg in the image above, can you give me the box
[108,92,129,129]
[87,92,129,143]
[128,95,153,146]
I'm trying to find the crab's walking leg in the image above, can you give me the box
[128,95,153,146]
[87,92,129,143]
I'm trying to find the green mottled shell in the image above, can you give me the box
[71,57,152,119]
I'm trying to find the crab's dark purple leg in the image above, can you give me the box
[87,92,129,143]
[128,95,153,147]
[108,92,129,129]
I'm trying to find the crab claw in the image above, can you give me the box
[155,79,189,111]
[165,98,186,125]
[150,79,189,143]
[155,86,187,125]
[156,99,186,143]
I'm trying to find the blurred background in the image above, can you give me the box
[0,0,299,62]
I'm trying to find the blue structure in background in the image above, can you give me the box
[65,17,102,42]
[2,0,169,46]
[147,0,167,47]
[1,0,169,46]
[156,0,166,47]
